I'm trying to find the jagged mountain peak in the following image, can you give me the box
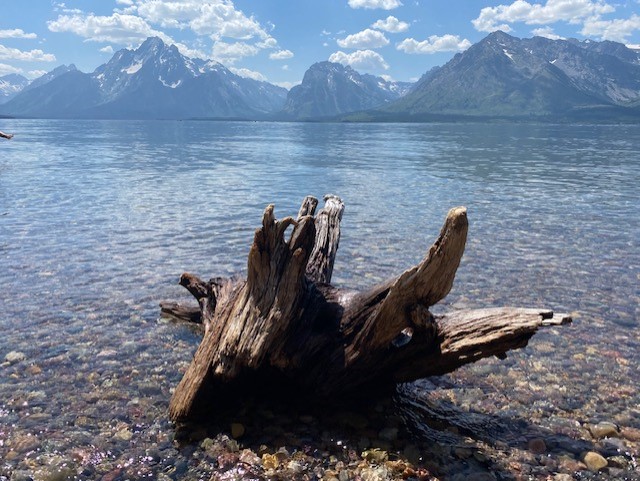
[138,36,165,51]
[283,60,412,119]
[0,36,287,119]
[0,73,30,104]
[484,30,517,43]
[381,32,640,120]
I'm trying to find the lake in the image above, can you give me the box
[1,119,639,480]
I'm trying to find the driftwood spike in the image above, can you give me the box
[162,196,571,421]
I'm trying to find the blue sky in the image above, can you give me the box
[1,0,639,88]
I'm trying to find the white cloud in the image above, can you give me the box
[0,63,23,76]
[212,40,259,63]
[348,0,402,9]
[256,37,278,49]
[47,2,282,66]
[472,0,615,33]
[173,41,208,59]
[371,16,409,33]
[47,13,170,45]
[134,0,269,40]
[0,44,56,62]
[396,34,471,54]
[531,26,564,39]
[270,49,293,60]
[48,11,208,59]
[275,80,297,90]
[28,70,48,78]
[100,45,114,54]
[337,29,389,49]
[329,49,389,71]
[229,67,267,81]
[580,13,640,42]
[0,29,38,39]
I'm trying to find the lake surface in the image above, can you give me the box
[0,119,639,480]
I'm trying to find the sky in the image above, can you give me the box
[1,0,639,88]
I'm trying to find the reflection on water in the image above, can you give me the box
[0,119,638,479]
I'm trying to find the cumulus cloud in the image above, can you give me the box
[531,26,564,39]
[348,0,402,10]
[580,13,640,42]
[256,37,278,49]
[29,70,48,78]
[0,44,56,62]
[396,34,471,54]
[100,45,114,54]
[212,40,259,63]
[134,0,269,40]
[173,42,208,59]
[371,16,409,33]
[275,80,297,90]
[229,67,267,81]
[0,62,23,76]
[0,29,38,39]
[47,1,282,65]
[329,49,389,71]
[270,49,293,60]
[472,0,615,33]
[47,13,170,45]
[337,29,389,49]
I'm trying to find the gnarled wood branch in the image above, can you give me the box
[162,195,571,422]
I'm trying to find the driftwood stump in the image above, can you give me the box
[162,195,571,422]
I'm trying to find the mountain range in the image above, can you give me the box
[369,31,640,121]
[0,74,29,104]
[0,38,288,119]
[280,61,412,120]
[2,32,639,122]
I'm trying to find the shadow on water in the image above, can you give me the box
[170,377,633,481]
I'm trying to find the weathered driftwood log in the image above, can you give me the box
[162,195,571,422]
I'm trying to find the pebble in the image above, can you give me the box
[527,437,547,454]
[10,471,33,481]
[583,451,608,471]
[588,421,619,439]
[262,453,278,470]
[621,426,640,442]
[453,447,473,459]
[25,364,42,375]
[113,428,133,441]
[607,455,629,469]
[553,475,573,481]
[5,351,26,363]
[230,422,245,439]
[360,466,389,481]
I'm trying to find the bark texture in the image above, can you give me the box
[162,195,571,422]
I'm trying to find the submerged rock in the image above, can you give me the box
[230,422,245,439]
[583,451,608,471]
[588,422,619,439]
[5,351,26,364]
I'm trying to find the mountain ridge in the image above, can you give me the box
[280,61,412,120]
[0,37,288,119]
[2,32,639,122]
[371,31,640,121]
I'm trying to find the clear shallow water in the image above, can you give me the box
[0,119,639,480]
